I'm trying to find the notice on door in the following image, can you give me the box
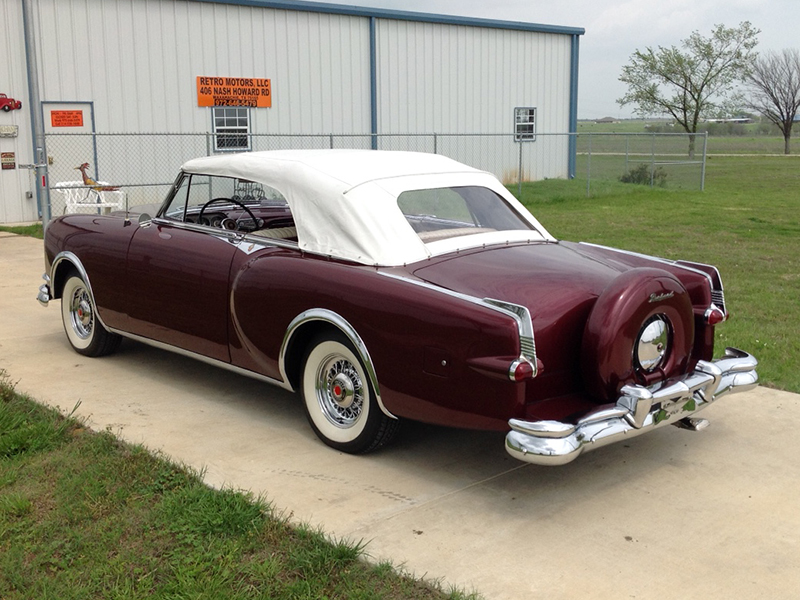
[50,110,84,127]
[197,77,271,108]
[1,152,15,170]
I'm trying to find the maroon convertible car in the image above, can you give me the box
[37,150,758,465]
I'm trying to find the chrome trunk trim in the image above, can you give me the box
[580,242,727,315]
[506,348,758,466]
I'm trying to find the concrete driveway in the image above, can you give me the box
[2,232,798,599]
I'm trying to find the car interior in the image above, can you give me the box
[163,174,298,241]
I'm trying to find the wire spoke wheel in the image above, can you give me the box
[68,286,94,340]
[315,355,365,428]
[60,273,121,357]
[300,332,400,454]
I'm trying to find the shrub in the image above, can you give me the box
[619,163,668,187]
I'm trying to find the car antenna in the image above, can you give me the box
[123,191,131,226]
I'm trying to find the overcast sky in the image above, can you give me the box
[312,0,799,119]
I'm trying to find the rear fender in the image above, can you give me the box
[280,308,396,419]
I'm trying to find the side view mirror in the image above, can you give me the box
[137,213,153,227]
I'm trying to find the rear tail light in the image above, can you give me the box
[705,305,727,325]
[509,359,535,381]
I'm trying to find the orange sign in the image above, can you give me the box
[51,110,84,127]
[197,76,271,108]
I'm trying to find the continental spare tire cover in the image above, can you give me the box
[581,267,694,401]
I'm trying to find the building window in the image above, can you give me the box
[213,107,250,152]
[514,107,537,142]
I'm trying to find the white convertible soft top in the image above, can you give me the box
[181,150,553,266]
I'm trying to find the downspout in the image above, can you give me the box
[568,33,580,179]
[369,16,378,150]
[22,0,51,225]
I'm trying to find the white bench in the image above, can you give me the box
[51,181,125,215]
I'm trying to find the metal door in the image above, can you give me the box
[43,102,96,214]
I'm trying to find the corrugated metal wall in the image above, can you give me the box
[0,0,37,223]
[33,0,373,135]
[376,19,572,179]
[377,20,572,133]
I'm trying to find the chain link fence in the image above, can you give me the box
[43,131,707,217]
[577,132,707,197]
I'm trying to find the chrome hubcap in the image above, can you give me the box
[70,288,93,339]
[330,372,356,408]
[315,356,364,428]
[636,315,669,372]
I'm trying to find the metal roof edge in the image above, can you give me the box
[192,0,585,36]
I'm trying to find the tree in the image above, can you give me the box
[746,49,800,154]
[618,22,760,155]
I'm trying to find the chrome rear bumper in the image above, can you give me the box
[506,347,758,466]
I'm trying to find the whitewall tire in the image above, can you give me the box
[60,274,121,357]
[300,332,399,453]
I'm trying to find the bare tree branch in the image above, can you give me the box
[746,49,800,154]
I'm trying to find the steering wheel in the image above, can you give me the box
[197,197,261,231]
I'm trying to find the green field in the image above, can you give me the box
[578,119,796,154]
[518,154,800,393]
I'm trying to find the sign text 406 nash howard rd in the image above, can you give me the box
[197,77,271,108]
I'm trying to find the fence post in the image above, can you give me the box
[650,133,656,186]
[700,131,708,191]
[625,135,629,173]
[329,134,334,149]
[433,133,438,155]
[586,134,592,197]
[23,0,51,226]
[518,139,523,198]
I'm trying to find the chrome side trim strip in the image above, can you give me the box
[46,251,293,392]
[279,308,396,419]
[482,298,538,377]
[151,217,302,253]
[151,217,245,245]
[107,328,293,391]
[378,272,538,377]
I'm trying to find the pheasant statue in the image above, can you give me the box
[75,163,119,192]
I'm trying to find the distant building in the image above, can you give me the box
[704,117,753,124]
[595,117,616,124]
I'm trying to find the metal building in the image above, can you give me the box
[0,0,583,223]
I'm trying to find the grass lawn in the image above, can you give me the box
[517,154,800,393]
[0,375,477,600]
[0,224,43,239]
